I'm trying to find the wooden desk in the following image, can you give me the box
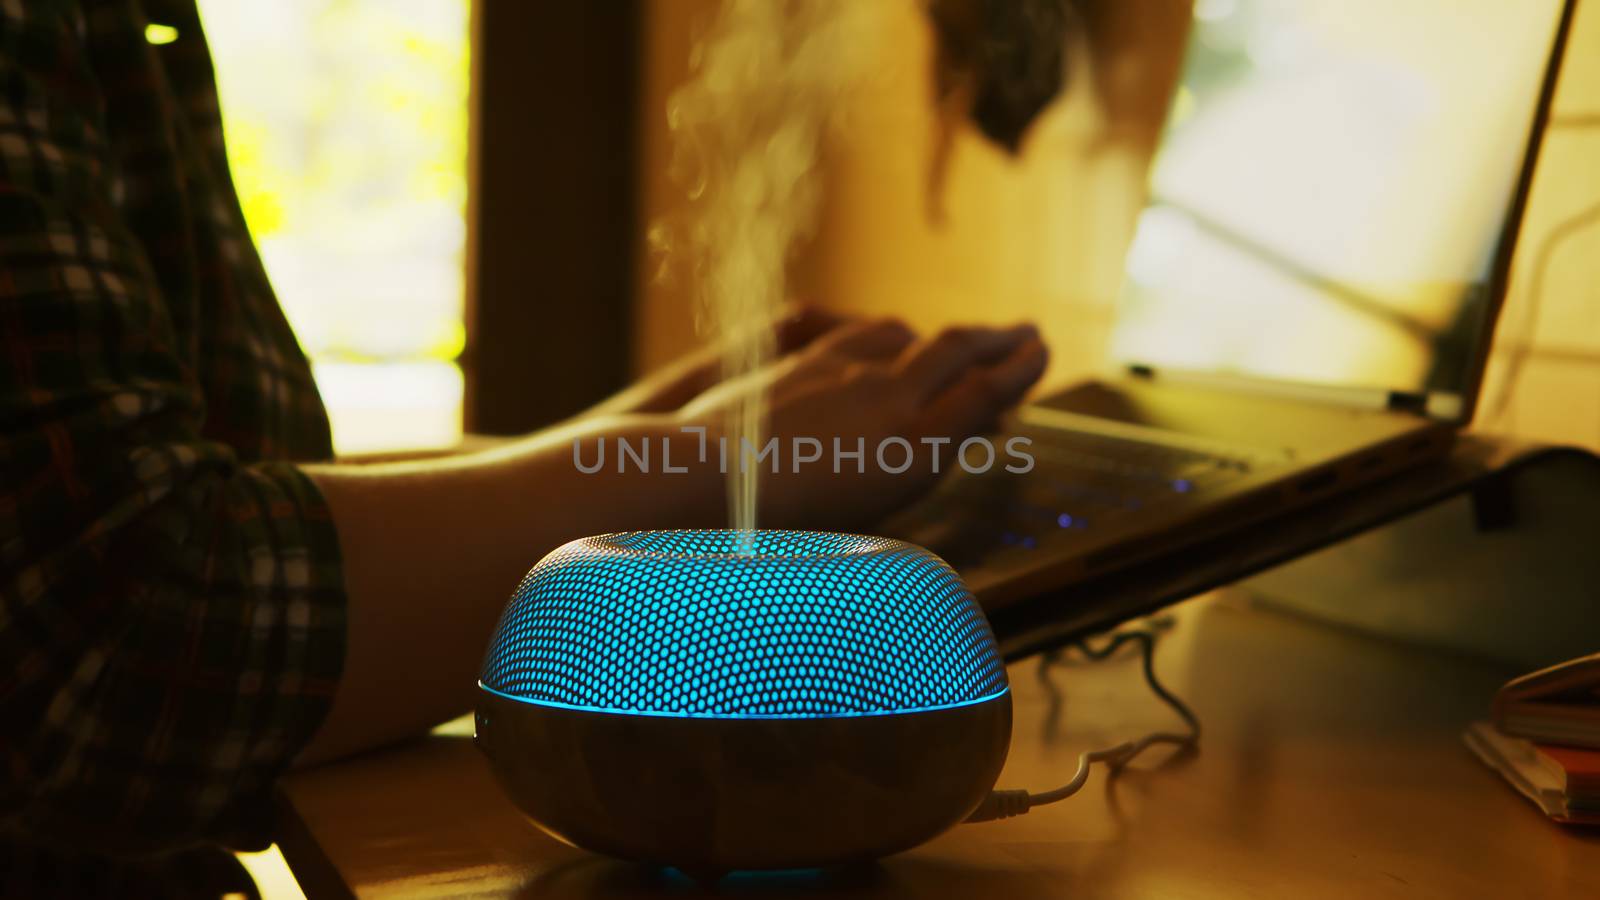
[275,595,1600,898]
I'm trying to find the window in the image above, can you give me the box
[197,0,471,455]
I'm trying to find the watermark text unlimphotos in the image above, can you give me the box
[573,427,1034,475]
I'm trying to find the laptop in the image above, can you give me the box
[884,0,1577,612]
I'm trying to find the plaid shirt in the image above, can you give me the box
[0,0,346,858]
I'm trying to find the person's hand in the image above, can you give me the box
[678,318,1049,529]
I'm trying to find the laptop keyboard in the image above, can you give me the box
[890,427,1274,566]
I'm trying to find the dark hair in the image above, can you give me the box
[926,0,1079,153]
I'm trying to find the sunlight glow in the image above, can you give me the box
[144,23,179,45]
[198,1,470,455]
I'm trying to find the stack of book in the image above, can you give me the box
[1465,652,1600,825]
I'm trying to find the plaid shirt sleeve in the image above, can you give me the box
[0,0,347,854]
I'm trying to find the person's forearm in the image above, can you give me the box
[297,414,724,764]
[335,432,516,465]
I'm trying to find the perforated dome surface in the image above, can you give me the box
[479,531,1008,718]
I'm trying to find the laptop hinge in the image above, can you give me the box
[1387,390,1430,414]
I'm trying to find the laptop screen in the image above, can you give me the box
[1110,0,1566,415]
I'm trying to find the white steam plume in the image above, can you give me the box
[660,0,888,539]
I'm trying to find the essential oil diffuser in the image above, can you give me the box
[475,530,1011,874]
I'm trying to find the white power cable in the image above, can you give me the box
[965,627,1201,823]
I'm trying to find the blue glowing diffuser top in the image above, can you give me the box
[479,530,1008,718]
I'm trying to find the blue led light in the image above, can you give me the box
[477,683,1008,720]
[479,531,1009,718]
